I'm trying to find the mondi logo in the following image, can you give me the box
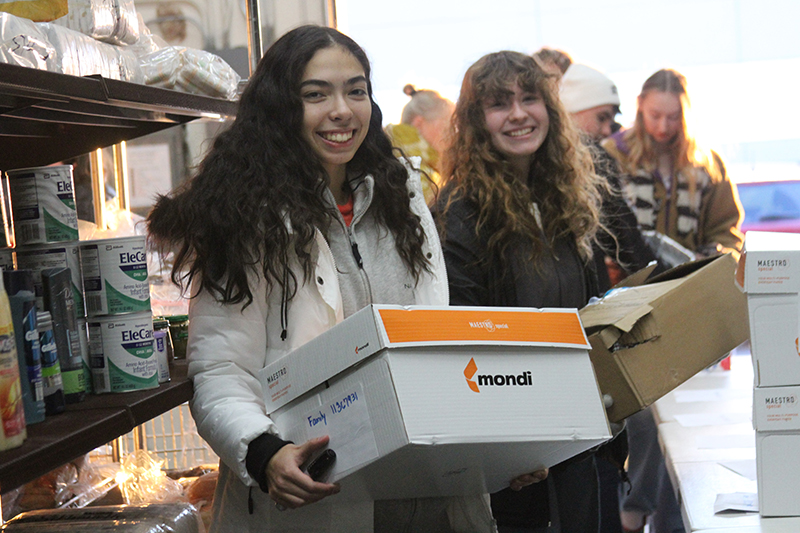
[468,319,509,332]
[464,357,533,393]
[355,342,369,355]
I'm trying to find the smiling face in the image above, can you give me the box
[639,90,683,147]
[482,82,550,178]
[300,46,372,189]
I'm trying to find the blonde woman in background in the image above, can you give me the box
[601,68,743,258]
[602,68,743,533]
[384,85,455,203]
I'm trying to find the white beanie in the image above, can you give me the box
[559,64,620,113]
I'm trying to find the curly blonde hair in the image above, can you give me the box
[440,51,605,268]
[624,68,722,180]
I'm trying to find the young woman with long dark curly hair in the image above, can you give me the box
[147,25,495,533]
[436,51,606,533]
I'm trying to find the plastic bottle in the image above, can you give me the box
[152,317,172,383]
[0,271,27,450]
[42,267,86,403]
[38,311,65,415]
[166,315,189,360]
[4,270,45,424]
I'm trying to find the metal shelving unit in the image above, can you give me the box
[0,63,237,495]
[0,63,237,170]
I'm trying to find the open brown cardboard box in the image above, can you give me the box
[580,253,749,423]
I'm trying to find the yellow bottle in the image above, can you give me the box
[0,274,26,451]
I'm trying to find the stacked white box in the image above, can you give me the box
[740,231,800,387]
[741,231,800,516]
[752,386,800,516]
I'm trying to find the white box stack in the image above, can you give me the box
[740,231,800,516]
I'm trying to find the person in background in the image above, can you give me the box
[146,24,498,533]
[531,47,572,78]
[602,69,743,258]
[437,50,606,533]
[560,64,618,142]
[384,84,455,203]
[559,63,662,290]
[601,68,744,533]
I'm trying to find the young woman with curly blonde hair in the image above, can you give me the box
[436,50,607,532]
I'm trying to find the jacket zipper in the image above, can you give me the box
[347,225,373,303]
[345,180,374,302]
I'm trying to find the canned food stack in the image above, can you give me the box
[81,235,161,393]
[4,165,90,413]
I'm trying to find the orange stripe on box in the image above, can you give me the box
[377,308,587,345]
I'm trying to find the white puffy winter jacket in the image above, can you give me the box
[186,168,495,532]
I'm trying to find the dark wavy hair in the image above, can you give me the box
[147,25,430,307]
[440,51,604,270]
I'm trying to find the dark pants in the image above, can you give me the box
[597,456,623,533]
[620,408,684,533]
[495,454,599,533]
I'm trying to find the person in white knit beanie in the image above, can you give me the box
[559,63,620,141]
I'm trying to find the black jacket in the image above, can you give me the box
[438,192,599,310]
[436,189,600,529]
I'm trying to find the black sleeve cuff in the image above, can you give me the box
[245,433,293,493]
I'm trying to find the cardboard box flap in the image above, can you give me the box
[376,306,590,349]
[612,260,659,289]
[579,280,682,331]
[645,254,719,284]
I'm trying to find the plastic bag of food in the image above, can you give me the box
[176,48,239,100]
[120,449,186,505]
[137,44,182,87]
[55,458,122,508]
[37,21,142,81]
[52,0,138,45]
[0,12,56,70]
[137,46,240,100]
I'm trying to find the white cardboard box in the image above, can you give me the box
[258,305,611,500]
[753,385,800,432]
[740,231,800,387]
[753,385,800,517]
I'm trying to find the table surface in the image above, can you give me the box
[651,350,800,532]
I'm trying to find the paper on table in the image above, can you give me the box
[719,459,758,481]
[696,433,755,449]
[713,492,758,513]
[674,412,751,427]
[673,388,750,403]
